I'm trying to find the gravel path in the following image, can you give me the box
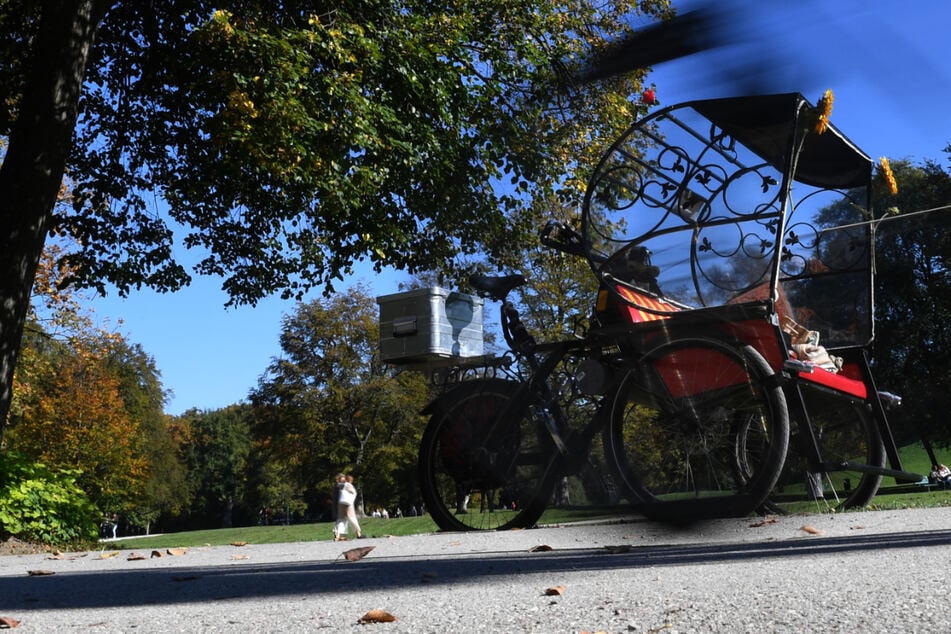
[2,507,950,632]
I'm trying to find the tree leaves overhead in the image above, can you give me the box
[54,0,667,305]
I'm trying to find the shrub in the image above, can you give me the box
[0,451,99,546]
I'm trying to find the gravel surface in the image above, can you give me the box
[2,507,950,632]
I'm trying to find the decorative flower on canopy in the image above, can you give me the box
[878,157,899,195]
[814,89,834,135]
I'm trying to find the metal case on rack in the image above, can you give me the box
[376,287,484,364]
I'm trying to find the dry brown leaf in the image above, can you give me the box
[749,517,778,528]
[357,609,397,624]
[99,551,120,559]
[0,616,21,629]
[150,550,164,558]
[800,525,823,535]
[544,585,566,596]
[850,525,866,530]
[127,553,146,561]
[230,541,248,547]
[231,554,250,560]
[342,546,375,562]
[27,570,54,576]
[529,544,553,552]
[166,548,188,556]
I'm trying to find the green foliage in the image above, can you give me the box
[16,0,668,305]
[250,285,430,517]
[0,450,99,546]
[871,158,951,446]
[173,405,253,528]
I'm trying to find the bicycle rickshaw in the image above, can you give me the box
[387,93,923,531]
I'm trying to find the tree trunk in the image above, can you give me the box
[0,0,111,438]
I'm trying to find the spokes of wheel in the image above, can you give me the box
[760,395,884,514]
[417,378,556,531]
[604,337,789,520]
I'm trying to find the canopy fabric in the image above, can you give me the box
[691,93,871,189]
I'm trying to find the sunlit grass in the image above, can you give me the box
[109,443,951,551]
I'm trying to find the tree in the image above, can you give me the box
[250,285,430,516]
[7,242,182,527]
[870,157,951,447]
[1,0,672,429]
[174,406,253,529]
[7,329,150,512]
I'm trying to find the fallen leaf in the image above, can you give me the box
[749,517,778,528]
[99,551,120,559]
[166,548,188,556]
[127,553,146,561]
[0,616,21,628]
[150,550,164,558]
[27,570,54,576]
[357,609,397,624]
[544,585,566,596]
[800,525,823,535]
[529,545,553,552]
[850,525,866,530]
[342,546,375,562]
[231,554,250,560]
[230,541,248,547]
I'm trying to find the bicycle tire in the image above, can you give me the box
[417,378,556,531]
[603,337,790,521]
[756,393,884,514]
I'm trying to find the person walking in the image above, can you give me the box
[333,473,362,540]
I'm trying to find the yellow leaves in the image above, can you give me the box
[227,90,258,119]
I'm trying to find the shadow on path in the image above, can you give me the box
[4,528,949,611]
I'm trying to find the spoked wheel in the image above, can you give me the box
[604,337,789,521]
[418,378,556,531]
[756,394,885,514]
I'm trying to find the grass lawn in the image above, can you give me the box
[109,443,951,552]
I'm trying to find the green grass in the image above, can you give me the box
[110,443,951,551]
[109,507,620,551]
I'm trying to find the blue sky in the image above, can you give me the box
[90,0,951,415]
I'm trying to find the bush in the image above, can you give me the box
[0,451,99,546]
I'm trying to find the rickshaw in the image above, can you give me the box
[412,93,922,530]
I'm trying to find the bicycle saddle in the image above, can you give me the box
[468,274,526,300]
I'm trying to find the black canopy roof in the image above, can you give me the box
[691,93,872,189]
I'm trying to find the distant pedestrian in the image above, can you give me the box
[333,474,362,540]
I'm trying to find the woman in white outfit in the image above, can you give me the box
[333,473,362,540]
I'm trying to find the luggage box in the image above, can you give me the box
[376,287,484,364]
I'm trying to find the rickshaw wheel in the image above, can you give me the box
[417,378,555,531]
[603,337,789,521]
[754,397,885,514]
